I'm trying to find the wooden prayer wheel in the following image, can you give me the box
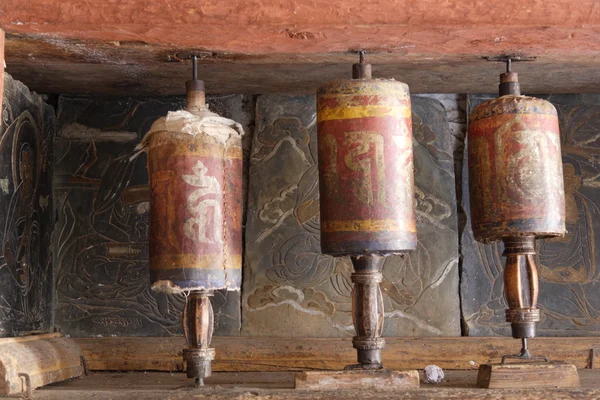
[469,96,565,243]
[317,78,417,256]
[140,56,244,385]
[468,61,565,345]
[146,125,243,293]
[316,53,416,369]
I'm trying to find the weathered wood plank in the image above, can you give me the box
[32,371,600,400]
[0,332,61,344]
[2,0,600,56]
[5,39,600,95]
[477,362,580,389]
[295,370,420,390]
[0,334,84,395]
[74,336,600,372]
[3,1,600,95]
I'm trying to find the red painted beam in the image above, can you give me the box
[0,28,4,126]
[1,0,600,57]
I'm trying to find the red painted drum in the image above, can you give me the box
[317,79,417,256]
[144,111,244,292]
[468,95,566,243]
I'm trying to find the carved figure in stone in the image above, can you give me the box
[0,103,52,333]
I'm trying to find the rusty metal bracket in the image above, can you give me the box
[483,54,537,62]
[167,51,216,63]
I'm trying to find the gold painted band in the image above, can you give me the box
[150,254,242,270]
[321,219,416,233]
[318,105,411,122]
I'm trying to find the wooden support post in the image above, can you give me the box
[0,333,84,396]
[182,290,215,386]
[348,255,385,369]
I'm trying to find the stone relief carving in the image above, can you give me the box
[53,95,249,337]
[462,94,600,336]
[242,95,460,337]
[0,74,55,336]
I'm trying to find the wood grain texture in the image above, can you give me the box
[2,0,600,55]
[0,334,83,395]
[3,1,600,95]
[74,336,600,372]
[295,369,419,390]
[31,370,600,400]
[477,362,580,389]
[3,37,600,95]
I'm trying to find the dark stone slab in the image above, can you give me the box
[462,94,600,336]
[53,95,251,337]
[242,94,460,337]
[0,74,55,337]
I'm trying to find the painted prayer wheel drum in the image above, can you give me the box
[317,80,417,256]
[146,123,243,292]
[468,95,566,242]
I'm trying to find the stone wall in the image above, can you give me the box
[0,74,55,336]
[4,79,597,339]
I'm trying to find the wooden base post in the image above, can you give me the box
[477,362,580,389]
[0,333,84,396]
[347,254,386,369]
[182,290,215,387]
[295,369,419,390]
[295,254,419,390]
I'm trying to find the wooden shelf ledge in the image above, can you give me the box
[73,336,600,372]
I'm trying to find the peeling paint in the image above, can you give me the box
[0,179,10,195]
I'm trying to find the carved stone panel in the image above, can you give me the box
[0,74,55,337]
[54,95,251,337]
[462,94,600,336]
[242,94,461,337]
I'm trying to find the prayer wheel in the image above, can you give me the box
[146,111,243,293]
[317,68,416,256]
[468,60,565,355]
[317,52,416,369]
[138,56,244,385]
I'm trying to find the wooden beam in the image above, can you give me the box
[28,370,600,400]
[0,333,84,396]
[2,2,600,95]
[4,34,600,95]
[75,336,600,372]
[1,1,600,56]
